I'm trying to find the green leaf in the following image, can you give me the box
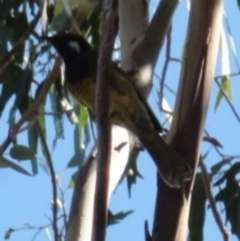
[215,169,240,239]
[68,171,78,188]
[16,67,33,115]
[34,83,47,160]
[38,104,46,138]
[84,121,91,148]
[108,209,133,226]
[79,105,89,128]
[0,156,31,176]
[126,145,142,198]
[4,228,14,240]
[73,106,89,153]
[27,125,39,175]
[49,0,85,32]
[203,136,222,148]
[213,162,240,186]
[0,64,23,115]
[238,0,240,9]
[0,1,22,21]
[10,9,28,48]
[0,24,11,55]
[188,173,206,241]
[38,105,48,162]
[28,124,38,154]
[49,86,64,148]
[215,76,232,111]
[10,145,36,161]
[210,157,234,177]
[74,123,81,154]
[67,151,85,168]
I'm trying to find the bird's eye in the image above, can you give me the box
[67,41,81,53]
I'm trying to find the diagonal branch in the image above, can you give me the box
[133,0,178,68]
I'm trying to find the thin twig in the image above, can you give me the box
[204,130,226,159]
[215,72,240,79]
[36,121,58,241]
[200,158,230,241]
[30,225,50,241]
[9,223,52,241]
[169,57,182,63]
[159,26,172,106]
[58,185,68,230]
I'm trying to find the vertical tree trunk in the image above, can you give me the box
[152,0,223,240]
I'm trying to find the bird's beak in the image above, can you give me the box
[41,35,53,43]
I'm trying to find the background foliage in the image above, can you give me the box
[1,0,240,241]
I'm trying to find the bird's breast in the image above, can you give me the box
[66,75,95,111]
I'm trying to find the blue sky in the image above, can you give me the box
[1,1,240,241]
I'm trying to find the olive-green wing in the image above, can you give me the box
[110,64,163,134]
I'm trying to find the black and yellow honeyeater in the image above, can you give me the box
[44,33,191,188]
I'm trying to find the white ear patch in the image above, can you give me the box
[67,41,81,53]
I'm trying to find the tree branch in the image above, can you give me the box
[133,0,178,69]
[159,26,172,109]
[36,121,59,241]
[92,1,118,241]
[152,0,223,240]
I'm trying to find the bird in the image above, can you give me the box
[43,33,191,188]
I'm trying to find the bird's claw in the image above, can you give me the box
[160,162,192,189]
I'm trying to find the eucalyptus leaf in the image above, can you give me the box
[126,145,142,198]
[215,76,232,111]
[10,145,36,161]
[4,228,14,240]
[108,209,134,226]
[0,156,31,176]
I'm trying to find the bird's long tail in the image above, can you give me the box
[138,130,192,188]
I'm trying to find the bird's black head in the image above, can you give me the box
[43,33,97,83]
[43,33,92,65]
